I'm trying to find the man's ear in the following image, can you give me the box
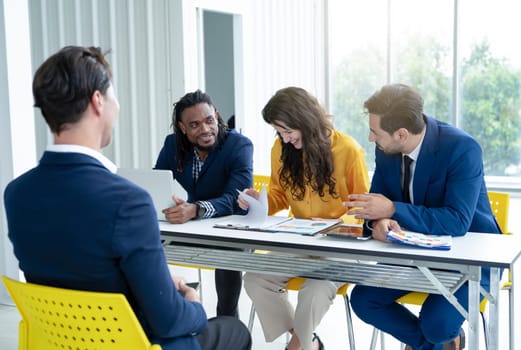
[396,127,409,142]
[177,121,186,135]
[91,90,103,115]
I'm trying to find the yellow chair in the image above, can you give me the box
[2,276,161,350]
[369,191,511,350]
[249,174,355,349]
[253,174,271,193]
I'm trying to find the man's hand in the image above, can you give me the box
[344,193,396,220]
[370,219,402,242]
[177,280,201,303]
[162,196,198,224]
[171,275,201,303]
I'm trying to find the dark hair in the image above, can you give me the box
[32,46,112,134]
[363,83,425,134]
[262,86,337,200]
[171,89,227,171]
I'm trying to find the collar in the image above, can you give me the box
[403,131,425,161]
[46,144,118,173]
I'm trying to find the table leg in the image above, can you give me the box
[467,266,480,350]
[488,267,500,350]
[511,261,520,350]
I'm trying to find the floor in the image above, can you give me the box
[0,264,510,349]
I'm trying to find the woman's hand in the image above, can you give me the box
[237,188,260,209]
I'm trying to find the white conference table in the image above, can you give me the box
[159,216,521,350]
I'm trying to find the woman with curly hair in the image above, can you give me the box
[239,87,369,350]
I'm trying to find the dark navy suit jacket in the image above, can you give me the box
[155,129,253,216]
[4,151,207,350]
[371,115,501,237]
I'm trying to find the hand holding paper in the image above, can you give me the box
[235,185,269,226]
[218,185,340,235]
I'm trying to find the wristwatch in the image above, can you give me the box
[195,202,207,219]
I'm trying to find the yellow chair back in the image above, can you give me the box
[488,191,510,233]
[285,276,349,295]
[2,276,161,350]
[253,174,270,193]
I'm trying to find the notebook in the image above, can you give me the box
[386,230,452,250]
[117,168,176,221]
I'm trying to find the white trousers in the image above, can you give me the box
[244,272,343,350]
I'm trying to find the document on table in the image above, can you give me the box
[214,185,341,235]
[386,230,452,250]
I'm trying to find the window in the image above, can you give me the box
[329,0,521,178]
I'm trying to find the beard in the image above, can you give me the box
[376,142,402,155]
[195,143,216,153]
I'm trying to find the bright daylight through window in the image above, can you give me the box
[329,0,521,180]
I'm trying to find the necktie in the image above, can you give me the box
[402,155,413,203]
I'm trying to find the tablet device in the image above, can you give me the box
[117,168,176,221]
[321,223,372,240]
[186,281,200,290]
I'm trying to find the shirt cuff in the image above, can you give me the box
[363,220,374,237]
[197,200,216,219]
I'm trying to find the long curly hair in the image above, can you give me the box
[262,87,337,200]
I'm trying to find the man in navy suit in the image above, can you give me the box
[346,84,501,350]
[3,46,251,350]
[155,90,253,318]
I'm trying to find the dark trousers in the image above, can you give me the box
[350,267,492,350]
[197,316,252,350]
[215,268,242,317]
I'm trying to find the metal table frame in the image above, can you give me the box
[160,217,521,350]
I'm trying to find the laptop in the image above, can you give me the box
[117,168,176,221]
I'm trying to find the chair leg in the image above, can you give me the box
[198,268,203,303]
[369,328,379,350]
[343,295,356,350]
[480,311,489,350]
[508,287,513,350]
[380,331,386,350]
[247,303,256,332]
[368,328,387,350]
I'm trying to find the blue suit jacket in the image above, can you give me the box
[371,116,501,236]
[4,152,207,350]
[155,129,253,216]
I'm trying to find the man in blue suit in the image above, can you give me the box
[155,90,253,318]
[3,46,251,350]
[346,84,501,350]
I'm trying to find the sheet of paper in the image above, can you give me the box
[231,185,269,226]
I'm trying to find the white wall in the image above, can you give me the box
[0,0,35,303]
[28,0,186,169]
[0,0,329,298]
[240,0,327,174]
[26,0,328,174]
